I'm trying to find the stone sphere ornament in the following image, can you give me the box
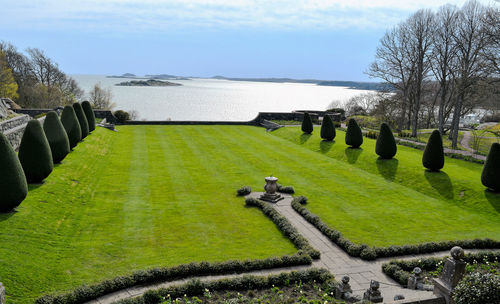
[450,246,464,260]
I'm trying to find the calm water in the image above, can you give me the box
[72,75,372,121]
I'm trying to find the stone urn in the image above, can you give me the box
[259,176,284,203]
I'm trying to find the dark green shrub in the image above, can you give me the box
[360,247,377,260]
[143,290,162,304]
[481,143,500,192]
[236,186,251,196]
[453,272,500,304]
[114,110,130,123]
[277,184,294,194]
[345,118,363,148]
[61,105,81,149]
[43,111,70,164]
[81,101,96,132]
[0,132,28,212]
[376,123,397,159]
[422,130,444,171]
[18,120,54,183]
[301,113,313,134]
[73,103,89,139]
[320,115,335,141]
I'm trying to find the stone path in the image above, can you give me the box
[86,193,496,304]
[460,131,473,152]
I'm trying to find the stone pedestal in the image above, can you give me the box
[433,247,466,304]
[335,276,353,300]
[0,282,5,304]
[259,176,283,203]
[408,267,424,290]
[363,280,383,303]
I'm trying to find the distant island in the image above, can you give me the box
[116,79,182,87]
[146,74,191,80]
[107,73,142,79]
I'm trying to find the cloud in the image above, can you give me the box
[0,0,492,33]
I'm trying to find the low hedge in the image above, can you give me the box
[245,197,320,259]
[382,251,500,286]
[277,184,294,194]
[236,186,251,196]
[115,268,333,304]
[291,199,500,261]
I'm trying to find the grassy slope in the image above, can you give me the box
[0,126,296,303]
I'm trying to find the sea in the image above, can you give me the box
[72,75,373,121]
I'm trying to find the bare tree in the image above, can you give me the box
[88,83,114,109]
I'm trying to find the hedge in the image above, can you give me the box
[376,123,397,159]
[0,132,28,212]
[81,101,96,132]
[481,143,500,192]
[73,103,89,140]
[320,114,335,141]
[43,111,71,164]
[291,198,500,261]
[301,113,313,134]
[345,118,363,148]
[277,184,295,194]
[61,105,81,149]
[453,272,500,304]
[114,268,333,304]
[236,186,251,196]
[422,130,445,172]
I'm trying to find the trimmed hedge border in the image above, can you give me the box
[245,197,320,259]
[382,251,500,286]
[291,198,500,261]
[114,268,333,304]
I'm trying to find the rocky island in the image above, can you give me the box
[116,79,182,87]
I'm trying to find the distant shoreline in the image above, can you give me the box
[115,79,182,87]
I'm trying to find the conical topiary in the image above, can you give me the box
[81,100,96,133]
[375,123,397,159]
[320,114,336,141]
[73,102,89,139]
[18,119,54,183]
[43,111,70,163]
[61,105,81,149]
[481,143,500,192]
[301,113,313,134]
[345,118,363,148]
[0,132,28,212]
[423,130,444,171]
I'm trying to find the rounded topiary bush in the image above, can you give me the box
[18,119,54,183]
[114,110,130,123]
[61,105,82,149]
[423,130,444,171]
[73,102,89,139]
[376,123,397,159]
[43,111,70,164]
[81,100,96,132]
[0,133,28,212]
[345,118,363,148]
[320,115,336,141]
[481,143,500,192]
[452,272,499,304]
[301,113,313,134]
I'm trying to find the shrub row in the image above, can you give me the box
[364,131,378,139]
[236,186,251,196]
[291,199,500,261]
[115,268,333,304]
[382,251,500,286]
[245,197,320,259]
[453,272,500,304]
[277,184,295,194]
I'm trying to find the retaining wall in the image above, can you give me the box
[0,115,46,151]
[14,108,117,123]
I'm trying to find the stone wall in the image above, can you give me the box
[0,115,45,151]
[13,108,117,123]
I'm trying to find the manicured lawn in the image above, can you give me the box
[416,131,464,150]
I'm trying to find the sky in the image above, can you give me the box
[0,0,496,81]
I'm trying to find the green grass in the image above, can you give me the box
[416,131,464,150]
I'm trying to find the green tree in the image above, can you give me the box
[61,105,81,149]
[0,132,28,211]
[345,118,363,148]
[481,142,500,192]
[422,130,444,171]
[43,111,70,163]
[81,100,96,132]
[320,114,336,141]
[376,123,397,159]
[18,120,54,183]
[73,102,89,139]
[301,113,313,134]
[0,50,18,100]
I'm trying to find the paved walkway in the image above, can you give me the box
[86,193,496,304]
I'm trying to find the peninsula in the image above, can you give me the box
[116,79,182,87]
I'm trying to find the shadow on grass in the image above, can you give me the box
[376,158,398,181]
[320,140,334,154]
[299,133,312,145]
[345,147,363,164]
[0,210,17,222]
[28,181,45,192]
[484,189,500,213]
[424,170,454,200]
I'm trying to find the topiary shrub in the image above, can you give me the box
[236,186,252,196]
[43,111,70,164]
[61,105,81,149]
[481,143,500,192]
[114,110,130,123]
[345,118,363,148]
[0,133,28,212]
[320,115,336,141]
[376,123,397,159]
[18,120,54,183]
[277,184,295,194]
[301,113,313,134]
[73,103,89,140]
[81,101,96,132]
[452,272,500,304]
[422,130,444,171]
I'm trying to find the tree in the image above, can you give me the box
[89,83,114,109]
[81,100,96,132]
[60,105,81,149]
[0,50,18,100]
[345,118,363,148]
[301,113,313,134]
[376,123,397,159]
[422,130,445,171]
[481,142,500,192]
[0,132,28,212]
[320,114,336,141]
[18,119,54,183]
[43,111,70,163]
[73,102,89,139]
